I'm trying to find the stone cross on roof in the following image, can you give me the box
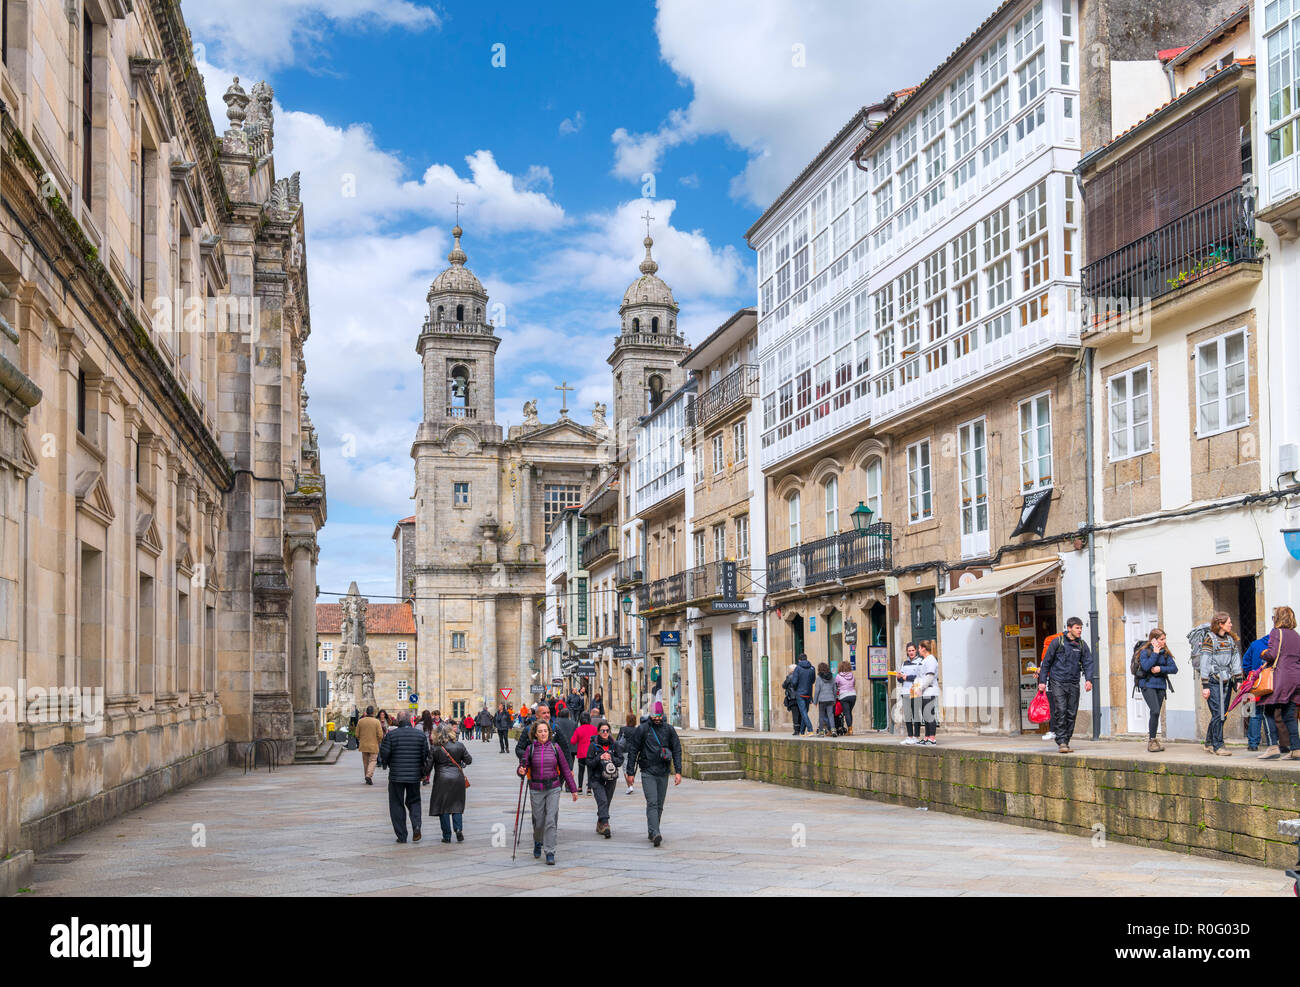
[555,380,574,417]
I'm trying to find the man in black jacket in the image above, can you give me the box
[494,703,513,753]
[551,705,579,753]
[378,713,430,843]
[623,702,682,846]
[515,703,572,764]
[791,655,816,736]
[1037,617,1096,754]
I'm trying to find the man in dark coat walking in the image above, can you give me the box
[475,706,492,743]
[791,655,816,736]
[378,712,430,843]
[1037,617,1096,754]
[623,701,682,846]
[494,703,513,753]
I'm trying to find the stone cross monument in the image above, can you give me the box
[332,582,376,718]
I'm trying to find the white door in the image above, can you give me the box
[1123,588,1159,734]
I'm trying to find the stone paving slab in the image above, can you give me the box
[22,746,1293,896]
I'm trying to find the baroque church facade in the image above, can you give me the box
[409,225,689,716]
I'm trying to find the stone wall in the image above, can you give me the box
[722,737,1299,869]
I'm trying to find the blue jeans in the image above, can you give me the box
[1248,703,1278,748]
[438,812,463,840]
[795,697,813,735]
[1205,681,1227,750]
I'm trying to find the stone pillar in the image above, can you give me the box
[482,594,497,710]
[519,594,536,707]
[518,463,533,561]
[288,534,317,746]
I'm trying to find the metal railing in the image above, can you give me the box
[766,523,893,594]
[616,556,643,585]
[687,364,759,430]
[579,524,615,569]
[1082,184,1259,316]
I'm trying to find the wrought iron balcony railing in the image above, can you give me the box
[1082,185,1259,320]
[579,524,616,569]
[766,523,893,594]
[687,364,759,430]
[616,555,643,586]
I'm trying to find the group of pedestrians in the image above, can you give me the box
[782,655,861,737]
[365,695,682,864]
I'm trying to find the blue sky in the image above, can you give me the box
[186,0,984,599]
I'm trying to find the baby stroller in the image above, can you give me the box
[833,700,848,736]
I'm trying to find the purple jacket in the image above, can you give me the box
[523,741,577,793]
[1266,627,1300,705]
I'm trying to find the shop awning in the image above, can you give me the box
[935,558,1062,620]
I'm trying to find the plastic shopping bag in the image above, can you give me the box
[1028,690,1050,724]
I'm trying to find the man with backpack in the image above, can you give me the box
[1036,617,1095,753]
[623,701,682,846]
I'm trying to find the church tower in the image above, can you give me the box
[606,231,690,457]
[416,224,501,443]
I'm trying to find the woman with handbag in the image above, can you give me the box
[427,723,473,843]
[835,661,857,736]
[1261,606,1300,761]
[916,641,940,746]
[1136,629,1177,752]
[516,720,578,865]
[585,719,624,837]
[898,643,923,744]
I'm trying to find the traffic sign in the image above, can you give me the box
[408,693,418,703]
[500,688,512,701]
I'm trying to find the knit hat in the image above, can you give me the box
[653,701,664,714]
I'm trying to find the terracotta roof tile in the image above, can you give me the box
[316,602,415,635]
[1157,46,1189,62]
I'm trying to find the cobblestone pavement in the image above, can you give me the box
[26,742,1291,896]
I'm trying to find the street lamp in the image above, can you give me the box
[851,501,874,532]
[622,594,634,615]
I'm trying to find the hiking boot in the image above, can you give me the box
[1058,744,1070,753]
[1202,744,1215,754]
[545,852,555,865]
[412,830,421,843]
[1258,746,1282,759]
[652,834,662,847]
[455,831,464,842]
[1213,747,1232,756]
[1289,750,1300,759]
[533,842,542,859]
[1147,739,1164,753]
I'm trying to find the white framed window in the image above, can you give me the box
[983,204,1012,310]
[712,432,725,474]
[1108,365,1152,460]
[735,515,750,561]
[713,523,727,563]
[453,481,470,507]
[907,441,932,522]
[322,641,333,662]
[397,642,408,662]
[450,631,466,650]
[1195,329,1249,435]
[865,456,883,520]
[544,484,581,528]
[695,442,704,484]
[1265,7,1300,185]
[733,420,747,463]
[1019,392,1053,492]
[898,160,919,203]
[396,680,409,701]
[788,491,801,547]
[824,475,839,535]
[958,418,989,556]
[694,530,706,565]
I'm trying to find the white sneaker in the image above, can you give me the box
[901,737,917,745]
[625,786,635,795]
[1043,732,1055,743]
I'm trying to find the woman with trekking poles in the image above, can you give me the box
[1195,612,1242,756]
[515,719,578,865]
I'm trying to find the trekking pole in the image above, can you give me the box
[511,769,526,861]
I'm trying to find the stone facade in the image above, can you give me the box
[410,226,606,715]
[0,1,325,864]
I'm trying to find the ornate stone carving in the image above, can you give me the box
[592,401,607,427]
[223,77,249,130]
[523,399,539,425]
[331,582,375,718]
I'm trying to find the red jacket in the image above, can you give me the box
[570,723,597,758]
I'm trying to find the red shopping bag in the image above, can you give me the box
[834,701,842,716]
[1028,690,1050,724]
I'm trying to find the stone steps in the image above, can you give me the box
[680,737,744,781]
[293,740,344,765]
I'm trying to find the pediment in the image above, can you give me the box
[521,419,602,446]
[176,541,195,577]
[17,432,38,476]
[75,469,115,527]
[136,512,163,558]
[441,426,482,457]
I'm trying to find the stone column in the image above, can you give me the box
[519,594,536,707]
[288,534,318,746]
[481,594,497,710]
[518,463,533,560]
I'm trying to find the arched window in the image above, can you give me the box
[449,364,469,409]
[651,316,660,333]
[865,457,883,522]
[456,303,465,322]
[787,491,801,547]
[647,374,665,412]
[824,475,839,535]
[475,307,482,322]
[632,317,640,332]
[437,305,444,321]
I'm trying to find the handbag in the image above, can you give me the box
[442,745,471,788]
[1250,664,1275,700]
[1028,690,1051,724]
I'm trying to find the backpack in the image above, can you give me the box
[1130,642,1146,693]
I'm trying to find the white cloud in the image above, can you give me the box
[678,173,700,188]
[559,111,585,136]
[183,0,439,74]
[612,0,985,206]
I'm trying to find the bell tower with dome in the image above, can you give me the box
[606,226,690,457]
[416,224,500,442]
